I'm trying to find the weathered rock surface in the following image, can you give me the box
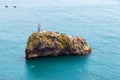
[25,31,92,59]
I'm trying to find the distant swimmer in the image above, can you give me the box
[5,5,8,8]
[13,6,16,8]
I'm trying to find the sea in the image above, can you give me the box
[0,0,120,80]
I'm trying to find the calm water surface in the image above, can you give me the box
[0,0,120,80]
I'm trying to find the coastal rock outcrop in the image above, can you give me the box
[25,31,92,59]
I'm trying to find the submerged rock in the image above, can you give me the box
[25,31,92,59]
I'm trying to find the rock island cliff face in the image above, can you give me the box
[25,31,92,59]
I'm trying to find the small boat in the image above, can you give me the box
[5,5,8,8]
[13,6,16,8]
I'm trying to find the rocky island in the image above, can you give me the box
[25,31,92,59]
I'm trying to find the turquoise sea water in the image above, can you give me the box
[0,0,120,80]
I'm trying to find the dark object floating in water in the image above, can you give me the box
[5,5,8,8]
[13,6,16,8]
[25,30,92,59]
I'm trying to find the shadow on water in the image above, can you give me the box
[25,55,90,80]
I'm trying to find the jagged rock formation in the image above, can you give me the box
[25,31,92,59]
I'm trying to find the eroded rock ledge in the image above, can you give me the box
[25,31,92,59]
